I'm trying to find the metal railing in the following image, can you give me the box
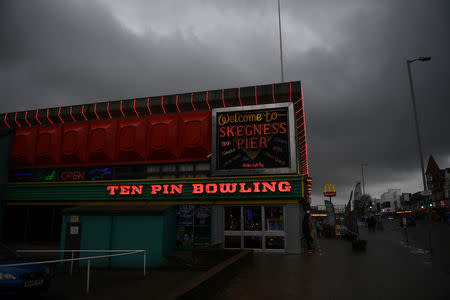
[0,249,147,294]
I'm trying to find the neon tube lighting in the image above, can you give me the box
[272,84,276,103]
[161,96,166,114]
[15,112,21,127]
[70,106,76,123]
[206,91,210,110]
[36,109,42,125]
[295,97,304,105]
[119,100,125,118]
[46,108,55,126]
[176,95,181,113]
[81,105,88,121]
[146,98,152,115]
[222,89,226,108]
[191,93,196,111]
[94,103,100,120]
[58,107,64,123]
[107,102,112,119]
[133,99,140,118]
[25,111,31,127]
[4,113,10,128]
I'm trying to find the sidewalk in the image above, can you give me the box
[212,224,449,300]
[35,250,250,300]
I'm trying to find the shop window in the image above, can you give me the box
[244,206,262,231]
[225,236,241,248]
[225,206,241,231]
[244,236,262,248]
[265,236,285,249]
[264,206,284,231]
[176,205,210,249]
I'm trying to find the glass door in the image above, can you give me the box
[224,206,242,248]
[243,206,263,249]
[263,206,285,250]
[224,205,285,250]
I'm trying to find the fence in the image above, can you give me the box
[0,249,147,293]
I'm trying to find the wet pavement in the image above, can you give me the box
[6,220,449,299]
[212,220,450,300]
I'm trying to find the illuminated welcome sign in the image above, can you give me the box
[107,181,292,196]
[212,103,297,176]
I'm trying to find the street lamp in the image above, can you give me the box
[406,56,431,192]
[361,163,368,195]
[406,56,432,254]
[277,0,285,82]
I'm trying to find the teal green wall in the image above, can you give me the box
[0,130,13,239]
[162,207,176,256]
[80,216,112,267]
[110,215,165,267]
[61,209,176,268]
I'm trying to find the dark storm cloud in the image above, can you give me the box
[1,0,449,204]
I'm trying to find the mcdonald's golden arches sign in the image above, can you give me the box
[323,184,336,197]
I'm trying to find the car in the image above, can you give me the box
[0,242,51,296]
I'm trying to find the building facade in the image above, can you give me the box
[379,189,401,213]
[426,155,450,207]
[0,81,310,267]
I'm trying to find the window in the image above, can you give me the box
[244,206,262,231]
[224,206,241,231]
[264,206,284,231]
[224,205,285,250]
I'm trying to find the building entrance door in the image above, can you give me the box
[224,205,285,250]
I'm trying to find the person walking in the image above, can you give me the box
[316,219,322,238]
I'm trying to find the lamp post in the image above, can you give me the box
[406,57,431,192]
[277,0,284,82]
[361,163,368,195]
[406,56,431,254]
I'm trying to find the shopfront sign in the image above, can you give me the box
[323,184,336,197]
[10,167,113,182]
[212,103,297,176]
[106,180,293,196]
[5,176,304,204]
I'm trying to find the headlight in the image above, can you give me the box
[0,272,17,280]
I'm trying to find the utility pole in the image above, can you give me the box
[277,0,284,82]
[361,163,368,195]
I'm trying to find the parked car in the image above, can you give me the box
[0,242,51,296]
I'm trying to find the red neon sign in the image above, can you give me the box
[106,181,292,196]
[60,171,85,181]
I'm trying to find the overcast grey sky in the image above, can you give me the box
[1,0,449,205]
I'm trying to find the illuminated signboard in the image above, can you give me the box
[212,103,297,176]
[10,167,113,182]
[106,180,293,196]
[5,176,304,203]
[323,184,336,197]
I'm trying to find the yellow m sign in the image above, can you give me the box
[323,184,336,197]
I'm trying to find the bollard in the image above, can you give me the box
[87,259,91,294]
[143,251,146,277]
[70,251,74,276]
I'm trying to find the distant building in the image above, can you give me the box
[379,189,401,213]
[316,204,346,214]
[372,198,381,212]
[425,155,450,207]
